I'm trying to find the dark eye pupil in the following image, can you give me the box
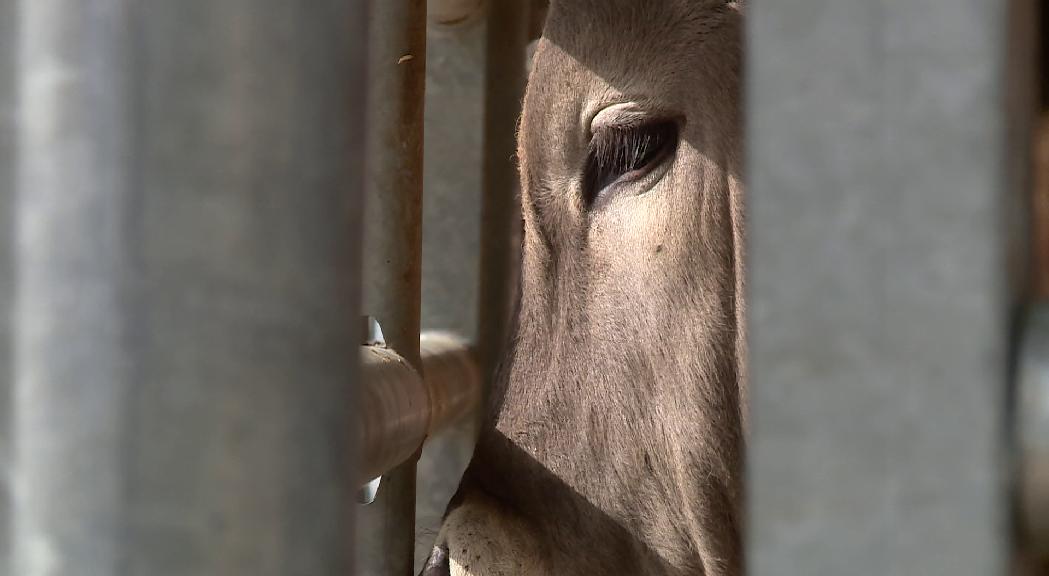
[584,121,677,206]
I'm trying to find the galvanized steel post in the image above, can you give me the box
[0,0,14,568]
[4,1,364,574]
[360,0,427,574]
[748,1,1022,574]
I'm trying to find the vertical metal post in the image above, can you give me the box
[414,11,488,570]
[0,0,14,569]
[5,1,363,574]
[477,0,529,397]
[360,0,426,574]
[748,1,1020,575]
[12,3,131,573]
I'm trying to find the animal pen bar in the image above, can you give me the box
[748,0,1034,574]
[1,1,507,575]
[4,2,1049,576]
[3,0,366,574]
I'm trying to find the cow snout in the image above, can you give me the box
[429,490,546,576]
[421,544,451,576]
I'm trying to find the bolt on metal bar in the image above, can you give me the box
[4,1,365,575]
[360,0,427,573]
[359,333,480,484]
[1019,305,1049,557]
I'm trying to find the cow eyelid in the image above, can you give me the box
[583,120,678,207]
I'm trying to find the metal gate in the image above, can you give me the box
[0,0,1045,574]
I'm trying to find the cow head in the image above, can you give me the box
[426,1,744,574]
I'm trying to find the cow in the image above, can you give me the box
[424,1,745,574]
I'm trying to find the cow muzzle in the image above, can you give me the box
[423,489,546,576]
[421,544,451,576]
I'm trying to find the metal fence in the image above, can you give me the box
[4,2,365,574]
[1,0,1046,575]
[1,0,523,575]
[748,0,1037,574]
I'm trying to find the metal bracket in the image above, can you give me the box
[358,315,387,505]
[358,476,382,505]
[362,315,387,347]
[1019,304,1049,555]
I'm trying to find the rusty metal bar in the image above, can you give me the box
[358,333,480,484]
[360,0,427,573]
[428,0,485,27]
[0,0,14,567]
[477,0,530,400]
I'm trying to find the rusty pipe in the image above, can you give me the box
[358,332,480,485]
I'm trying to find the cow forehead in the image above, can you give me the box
[519,0,742,185]
[542,0,739,87]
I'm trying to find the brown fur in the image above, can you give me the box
[428,2,745,574]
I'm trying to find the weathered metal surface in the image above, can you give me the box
[429,0,485,27]
[358,333,480,484]
[420,333,481,434]
[360,346,430,486]
[413,16,489,570]
[5,1,362,575]
[1020,305,1049,556]
[363,0,427,369]
[360,0,427,574]
[0,0,13,568]
[476,0,530,397]
[748,1,1016,575]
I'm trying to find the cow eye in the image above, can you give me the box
[584,120,678,207]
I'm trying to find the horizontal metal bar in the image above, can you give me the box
[359,332,480,483]
[420,333,482,433]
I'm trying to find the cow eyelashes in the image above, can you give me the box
[584,120,678,207]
